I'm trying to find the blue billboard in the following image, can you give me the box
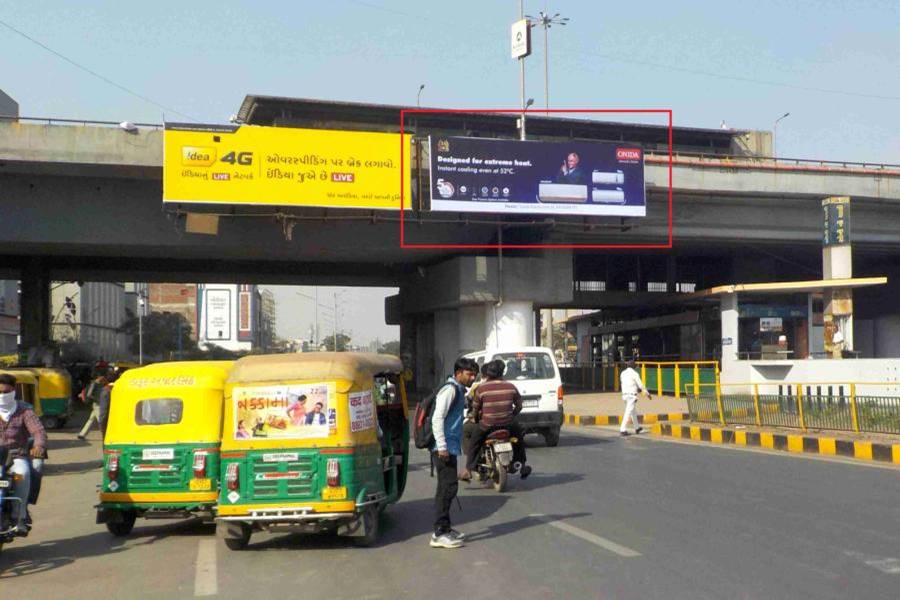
[429,136,646,216]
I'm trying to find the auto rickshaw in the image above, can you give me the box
[0,369,38,406]
[28,367,73,429]
[216,352,410,550]
[96,361,233,536]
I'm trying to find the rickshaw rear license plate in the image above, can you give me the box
[189,478,212,491]
[0,480,9,488]
[322,486,347,500]
[494,442,514,453]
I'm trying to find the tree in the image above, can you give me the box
[120,311,197,359]
[379,340,401,356]
[322,333,352,352]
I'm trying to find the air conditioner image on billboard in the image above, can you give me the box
[538,182,588,203]
[591,188,626,204]
[592,170,625,185]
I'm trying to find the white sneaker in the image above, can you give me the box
[430,533,464,548]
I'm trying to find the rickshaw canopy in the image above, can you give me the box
[105,361,232,445]
[227,353,404,390]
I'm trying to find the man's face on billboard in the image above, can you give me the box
[567,153,580,169]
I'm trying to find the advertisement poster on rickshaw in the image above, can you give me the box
[233,382,334,440]
[348,390,375,433]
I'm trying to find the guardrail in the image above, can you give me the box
[560,361,719,398]
[0,114,163,129]
[686,382,900,434]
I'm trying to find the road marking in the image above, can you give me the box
[194,538,218,596]
[530,514,641,557]
[845,550,900,575]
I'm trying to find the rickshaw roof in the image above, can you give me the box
[228,352,403,385]
[0,369,38,384]
[116,360,233,391]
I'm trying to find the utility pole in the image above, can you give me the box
[314,286,319,347]
[333,291,338,352]
[519,0,527,140]
[138,293,144,365]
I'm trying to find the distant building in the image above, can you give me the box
[0,88,18,118]
[197,284,261,352]
[0,280,19,354]
[148,283,198,340]
[259,289,277,351]
[51,282,128,360]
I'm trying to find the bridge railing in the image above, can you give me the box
[686,382,900,434]
[0,114,163,129]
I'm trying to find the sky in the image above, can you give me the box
[2,0,898,342]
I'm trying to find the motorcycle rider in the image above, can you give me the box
[460,359,531,482]
[0,373,47,534]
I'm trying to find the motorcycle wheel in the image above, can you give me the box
[106,510,136,537]
[491,458,508,493]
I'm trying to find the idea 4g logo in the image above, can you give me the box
[180,146,253,167]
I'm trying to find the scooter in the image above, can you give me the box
[472,429,518,493]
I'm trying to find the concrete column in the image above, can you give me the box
[19,258,50,349]
[485,301,534,349]
[433,309,460,387]
[720,292,739,375]
[458,305,486,356]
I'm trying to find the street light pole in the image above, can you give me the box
[526,11,570,114]
[138,294,144,365]
[519,0,526,140]
[417,84,425,107]
[333,291,338,352]
[773,112,790,159]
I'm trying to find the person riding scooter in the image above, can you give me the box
[0,373,47,534]
[460,360,531,482]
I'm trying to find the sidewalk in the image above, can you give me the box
[564,391,687,416]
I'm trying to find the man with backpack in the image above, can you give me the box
[424,357,477,549]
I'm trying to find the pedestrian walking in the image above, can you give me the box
[78,371,108,440]
[429,357,477,549]
[619,359,651,436]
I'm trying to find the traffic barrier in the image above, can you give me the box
[564,412,688,426]
[686,382,900,435]
[652,422,900,464]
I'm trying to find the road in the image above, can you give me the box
[2,425,898,599]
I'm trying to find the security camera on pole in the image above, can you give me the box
[511,3,532,140]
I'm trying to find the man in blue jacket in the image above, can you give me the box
[430,357,478,549]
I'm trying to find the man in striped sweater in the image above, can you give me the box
[460,359,531,481]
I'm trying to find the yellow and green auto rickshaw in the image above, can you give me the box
[216,352,410,550]
[0,369,38,407]
[28,367,73,429]
[96,361,232,536]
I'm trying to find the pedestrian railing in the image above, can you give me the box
[686,382,900,434]
[560,361,719,397]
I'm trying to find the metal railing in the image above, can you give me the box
[686,382,900,434]
[559,360,719,397]
[0,114,163,129]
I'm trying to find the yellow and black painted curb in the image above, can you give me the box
[564,412,688,426]
[651,422,900,465]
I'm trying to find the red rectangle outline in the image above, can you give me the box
[399,108,673,250]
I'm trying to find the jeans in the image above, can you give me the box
[465,422,526,471]
[9,457,31,527]
[433,452,458,536]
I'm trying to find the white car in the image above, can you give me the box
[463,346,564,447]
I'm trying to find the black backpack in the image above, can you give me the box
[413,382,455,449]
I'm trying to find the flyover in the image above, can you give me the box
[2,97,900,389]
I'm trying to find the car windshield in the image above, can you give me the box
[492,353,555,381]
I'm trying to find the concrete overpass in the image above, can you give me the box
[2,97,900,389]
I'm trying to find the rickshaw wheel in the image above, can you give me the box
[352,507,380,547]
[219,522,252,551]
[41,416,60,430]
[106,511,136,536]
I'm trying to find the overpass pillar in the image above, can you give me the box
[720,292,739,377]
[484,301,534,349]
[19,257,51,350]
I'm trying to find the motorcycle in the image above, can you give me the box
[0,442,40,556]
[472,429,519,493]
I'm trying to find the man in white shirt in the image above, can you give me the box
[619,359,650,436]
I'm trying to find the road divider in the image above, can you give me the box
[651,422,900,465]
[564,412,688,426]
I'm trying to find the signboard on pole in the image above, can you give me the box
[164,124,411,210]
[429,136,646,216]
[822,196,850,246]
[511,19,531,59]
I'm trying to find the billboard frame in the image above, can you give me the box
[399,108,673,250]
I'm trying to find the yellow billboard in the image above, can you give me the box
[163,124,411,210]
